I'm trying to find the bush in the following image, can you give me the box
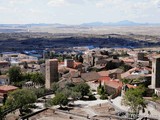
[152,93,159,101]
[51,82,59,94]
[100,94,108,100]
[31,88,45,98]
[97,85,106,95]
[88,94,97,100]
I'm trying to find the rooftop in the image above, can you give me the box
[81,71,100,82]
[0,85,18,92]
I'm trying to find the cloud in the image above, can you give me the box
[0,6,8,11]
[95,0,123,8]
[8,0,33,4]
[48,0,67,7]
[47,0,87,7]
[9,0,33,4]
[95,0,159,14]
[153,0,160,8]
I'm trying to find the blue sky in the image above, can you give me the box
[0,0,160,24]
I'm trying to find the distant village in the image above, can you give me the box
[0,46,160,120]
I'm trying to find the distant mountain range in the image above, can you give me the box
[80,20,160,26]
[0,20,160,28]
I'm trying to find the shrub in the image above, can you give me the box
[100,94,108,100]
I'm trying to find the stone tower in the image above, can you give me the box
[45,59,58,89]
[137,52,145,61]
[64,59,74,68]
[151,55,160,88]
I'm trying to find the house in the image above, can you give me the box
[99,76,136,98]
[105,80,123,98]
[121,67,151,79]
[98,71,109,77]
[107,68,123,79]
[81,71,100,82]
[121,67,152,86]
[120,57,135,64]
[98,68,123,79]
[0,75,9,85]
[0,85,18,102]
[0,61,9,68]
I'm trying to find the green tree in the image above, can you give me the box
[22,72,45,84]
[5,89,37,114]
[31,88,45,98]
[98,85,106,95]
[51,93,69,108]
[50,52,55,59]
[100,94,108,100]
[22,62,28,69]
[119,64,132,72]
[97,82,106,95]
[30,72,45,84]
[121,78,130,84]
[0,106,2,119]
[70,91,81,102]
[8,66,22,84]
[73,83,90,98]
[51,82,60,94]
[22,73,32,81]
[78,55,83,63]
[122,87,146,116]
[37,59,45,65]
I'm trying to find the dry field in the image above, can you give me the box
[29,26,160,36]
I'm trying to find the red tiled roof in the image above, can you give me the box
[20,59,37,63]
[0,85,18,92]
[59,61,82,69]
[73,62,82,69]
[99,76,111,82]
[105,80,123,89]
[81,71,100,82]
[98,71,109,77]
[0,75,8,79]
[120,58,135,63]
[121,67,151,79]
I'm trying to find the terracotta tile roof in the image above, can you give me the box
[98,71,109,77]
[105,80,123,89]
[0,75,8,79]
[81,71,100,82]
[70,71,80,78]
[121,67,151,79]
[120,58,135,63]
[20,59,37,63]
[99,76,111,82]
[152,54,160,59]
[71,78,84,83]
[0,61,9,64]
[108,68,123,74]
[0,85,18,92]
[59,61,82,69]
[98,69,123,77]
[63,71,80,78]
[73,62,82,69]
[66,68,78,72]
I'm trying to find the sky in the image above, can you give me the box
[0,0,160,24]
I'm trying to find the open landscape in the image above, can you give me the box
[0,25,160,53]
[1,0,160,120]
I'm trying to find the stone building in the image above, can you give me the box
[151,55,160,88]
[45,59,58,89]
[64,59,74,68]
[150,55,160,97]
[137,52,145,61]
